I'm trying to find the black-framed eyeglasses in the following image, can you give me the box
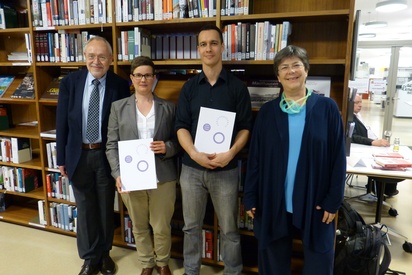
[131,73,155,80]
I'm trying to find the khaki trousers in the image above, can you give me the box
[121,180,176,268]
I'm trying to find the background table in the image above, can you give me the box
[346,144,412,223]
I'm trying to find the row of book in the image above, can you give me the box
[202,229,213,259]
[31,20,291,64]
[119,27,152,61]
[120,30,198,61]
[34,31,91,63]
[32,0,113,27]
[31,0,252,28]
[238,197,253,231]
[0,74,35,99]
[0,4,18,29]
[221,0,250,16]
[45,141,58,169]
[40,201,78,231]
[45,172,76,202]
[0,166,40,193]
[124,214,135,244]
[222,21,292,61]
[0,137,32,164]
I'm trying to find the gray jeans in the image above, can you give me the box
[180,164,242,275]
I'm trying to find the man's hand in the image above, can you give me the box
[59,165,67,177]
[210,150,235,168]
[191,151,218,169]
[372,139,390,147]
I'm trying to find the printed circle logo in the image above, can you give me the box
[124,155,133,163]
[137,160,149,172]
[213,132,225,144]
[216,116,229,127]
[203,123,211,131]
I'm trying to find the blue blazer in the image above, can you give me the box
[56,69,130,180]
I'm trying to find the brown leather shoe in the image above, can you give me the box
[140,267,154,275]
[155,265,172,275]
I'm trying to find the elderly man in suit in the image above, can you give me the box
[106,56,180,275]
[352,94,390,147]
[56,36,130,275]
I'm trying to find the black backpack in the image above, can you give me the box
[334,201,391,275]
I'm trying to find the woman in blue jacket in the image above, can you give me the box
[243,45,346,274]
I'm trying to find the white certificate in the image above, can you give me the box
[194,107,236,154]
[118,138,157,192]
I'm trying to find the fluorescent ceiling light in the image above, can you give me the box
[364,21,388,28]
[376,0,407,13]
[359,33,377,38]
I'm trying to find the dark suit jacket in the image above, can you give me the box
[106,94,180,183]
[352,114,373,145]
[56,69,130,180]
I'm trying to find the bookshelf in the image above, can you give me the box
[0,0,356,273]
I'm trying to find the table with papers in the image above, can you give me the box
[347,143,412,223]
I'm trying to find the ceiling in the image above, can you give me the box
[355,0,412,41]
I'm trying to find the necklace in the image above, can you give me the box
[280,89,312,114]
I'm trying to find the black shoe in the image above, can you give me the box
[79,264,100,275]
[385,190,399,197]
[100,255,116,275]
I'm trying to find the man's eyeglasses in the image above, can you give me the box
[86,54,109,62]
[131,73,155,80]
[278,63,304,73]
[354,101,362,104]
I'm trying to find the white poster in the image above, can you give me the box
[194,107,236,154]
[118,138,157,192]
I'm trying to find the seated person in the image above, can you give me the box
[351,95,399,197]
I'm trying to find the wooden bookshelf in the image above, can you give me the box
[0,0,355,273]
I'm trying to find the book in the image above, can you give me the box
[247,79,281,109]
[0,76,15,98]
[372,152,404,158]
[0,4,18,29]
[11,137,32,164]
[374,157,412,168]
[40,129,57,138]
[11,73,35,99]
[41,76,63,100]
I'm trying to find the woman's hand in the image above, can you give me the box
[151,140,166,154]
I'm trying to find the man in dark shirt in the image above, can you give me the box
[175,25,252,275]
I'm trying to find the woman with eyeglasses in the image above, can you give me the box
[243,45,346,274]
[106,56,180,275]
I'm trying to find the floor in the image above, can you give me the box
[1,99,411,274]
